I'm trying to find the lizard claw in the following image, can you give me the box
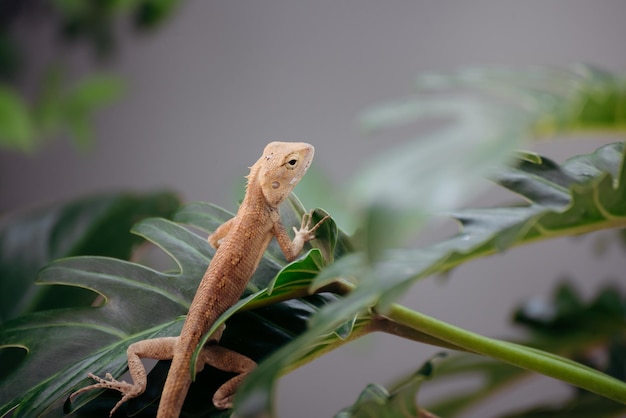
[293,211,329,242]
[70,372,143,417]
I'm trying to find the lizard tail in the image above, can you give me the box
[156,352,193,418]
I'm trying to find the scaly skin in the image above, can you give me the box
[70,142,327,417]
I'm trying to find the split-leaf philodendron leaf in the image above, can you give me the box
[234,63,626,416]
[0,195,345,417]
[2,66,626,418]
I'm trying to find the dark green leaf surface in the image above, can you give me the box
[336,354,444,418]
[235,67,626,415]
[0,191,180,323]
[236,141,626,416]
[501,394,626,418]
[354,65,626,256]
[317,141,626,320]
[426,355,524,417]
[415,283,626,417]
[0,85,34,151]
[0,195,342,417]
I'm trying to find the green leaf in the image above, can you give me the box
[407,282,626,417]
[0,85,35,152]
[236,141,626,416]
[135,0,182,28]
[66,75,124,110]
[51,0,90,17]
[235,67,626,415]
[353,65,626,257]
[316,141,626,317]
[63,75,124,147]
[189,247,329,377]
[0,217,209,417]
[335,354,444,418]
[413,65,626,134]
[0,195,341,417]
[425,355,524,417]
[355,97,528,257]
[0,191,180,324]
[500,394,626,418]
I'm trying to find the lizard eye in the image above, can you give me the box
[285,154,299,169]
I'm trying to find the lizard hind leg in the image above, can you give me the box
[69,372,144,417]
[69,337,177,417]
[198,344,257,409]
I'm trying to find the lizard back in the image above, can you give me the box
[156,142,315,417]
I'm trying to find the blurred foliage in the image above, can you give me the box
[0,196,341,417]
[0,191,181,324]
[0,0,181,152]
[1,65,626,418]
[336,354,445,418]
[427,283,626,417]
[0,191,180,402]
[236,66,626,416]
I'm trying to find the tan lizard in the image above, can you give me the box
[70,141,328,417]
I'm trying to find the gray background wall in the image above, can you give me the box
[2,2,625,417]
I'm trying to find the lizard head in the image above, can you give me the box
[252,141,315,207]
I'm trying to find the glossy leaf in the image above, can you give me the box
[236,70,626,416]
[0,195,342,417]
[235,138,626,416]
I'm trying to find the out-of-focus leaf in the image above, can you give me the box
[514,283,625,337]
[0,31,20,80]
[66,75,124,110]
[135,0,181,28]
[51,0,89,17]
[426,355,524,417]
[501,394,625,418]
[355,98,527,258]
[1,0,181,153]
[236,136,626,416]
[63,75,124,147]
[0,85,35,151]
[0,191,180,324]
[426,283,626,417]
[335,354,444,418]
[353,65,626,257]
[313,141,626,323]
[34,68,64,136]
[413,65,626,134]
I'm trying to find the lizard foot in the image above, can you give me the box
[212,373,251,410]
[70,373,143,417]
[293,210,330,242]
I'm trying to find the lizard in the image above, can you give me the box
[70,141,328,417]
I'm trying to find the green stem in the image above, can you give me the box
[387,303,626,405]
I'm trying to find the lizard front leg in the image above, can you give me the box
[70,337,177,417]
[208,217,234,248]
[274,210,329,261]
